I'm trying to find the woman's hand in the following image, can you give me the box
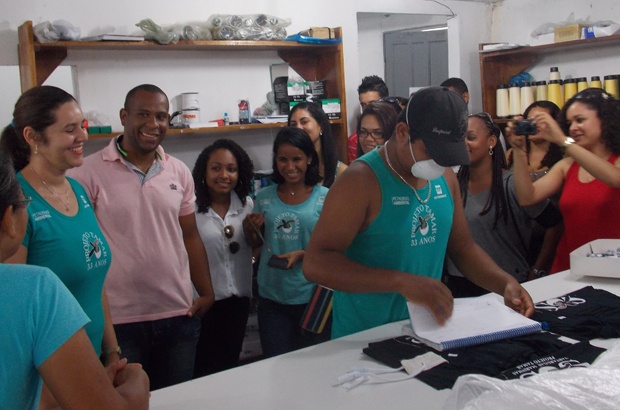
[274,250,305,269]
[506,116,528,153]
[243,213,265,248]
[531,111,566,145]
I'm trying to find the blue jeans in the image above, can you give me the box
[257,296,324,358]
[114,315,201,390]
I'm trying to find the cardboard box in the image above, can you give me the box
[570,239,620,278]
[321,98,341,119]
[300,27,339,39]
[554,24,587,43]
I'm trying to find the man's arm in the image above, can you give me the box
[303,161,454,324]
[179,212,215,317]
[444,171,535,316]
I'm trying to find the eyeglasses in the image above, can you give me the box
[17,196,33,209]
[223,225,240,254]
[359,129,385,142]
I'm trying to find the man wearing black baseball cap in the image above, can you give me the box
[303,86,534,338]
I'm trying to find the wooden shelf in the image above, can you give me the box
[87,118,345,139]
[17,20,349,162]
[479,34,620,118]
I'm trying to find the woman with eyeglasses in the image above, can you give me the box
[288,102,347,187]
[443,113,562,297]
[0,86,120,406]
[508,88,620,273]
[0,152,150,409]
[243,127,329,358]
[356,101,400,158]
[191,139,256,376]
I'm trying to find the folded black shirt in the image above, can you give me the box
[532,286,620,340]
[363,332,605,390]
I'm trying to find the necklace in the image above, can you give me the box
[384,140,431,204]
[30,167,72,211]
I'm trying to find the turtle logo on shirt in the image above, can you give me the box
[535,296,586,311]
[410,204,437,247]
[89,238,102,259]
[82,232,108,270]
[413,215,432,235]
[277,219,295,233]
[273,212,299,240]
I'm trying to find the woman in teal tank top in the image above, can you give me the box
[1,86,119,366]
[244,127,329,357]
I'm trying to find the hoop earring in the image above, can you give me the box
[488,146,493,156]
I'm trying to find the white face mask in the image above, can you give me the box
[409,140,445,181]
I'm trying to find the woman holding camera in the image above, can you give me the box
[444,113,562,297]
[506,101,564,181]
[508,88,620,273]
[506,101,565,277]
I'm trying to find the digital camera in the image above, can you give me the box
[514,119,538,136]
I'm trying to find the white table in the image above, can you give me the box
[150,270,620,409]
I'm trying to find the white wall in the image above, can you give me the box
[0,0,490,169]
[490,0,620,93]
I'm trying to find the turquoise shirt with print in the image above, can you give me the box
[19,174,111,354]
[254,184,328,305]
[0,264,89,410]
[332,149,455,338]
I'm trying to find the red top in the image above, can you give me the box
[551,153,620,273]
[347,131,359,163]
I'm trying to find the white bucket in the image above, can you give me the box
[181,92,200,110]
[182,108,200,125]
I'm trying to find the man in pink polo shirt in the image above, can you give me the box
[70,84,214,390]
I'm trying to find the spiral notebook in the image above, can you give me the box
[406,295,543,351]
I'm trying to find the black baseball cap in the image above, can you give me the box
[406,86,469,167]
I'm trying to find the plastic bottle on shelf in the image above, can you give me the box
[535,81,548,101]
[520,81,534,113]
[509,83,521,116]
[238,100,250,124]
[590,76,603,89]
[223,112,230,126]
[548,79,563,108]
[577,77,588,92]
[604,75,619,99]
[496,84,509,119]
[549,66,561,82]
[564,78,578,102]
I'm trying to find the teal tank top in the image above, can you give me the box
[19,174,111,354]
[332,149,454,338]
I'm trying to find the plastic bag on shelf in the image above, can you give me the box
[180,22,213,41]
[136,18,179,44]
[52,19,81,41]
[33,20,80,43]
[33,21,60,43]
[207,14,290,40]
[443,341,620,410]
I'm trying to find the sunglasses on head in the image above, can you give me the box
[223,225,240,254]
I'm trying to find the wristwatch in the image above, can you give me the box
[531,267,548,278]
[560,137,575,148]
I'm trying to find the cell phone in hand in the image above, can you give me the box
[268,255,288,269]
